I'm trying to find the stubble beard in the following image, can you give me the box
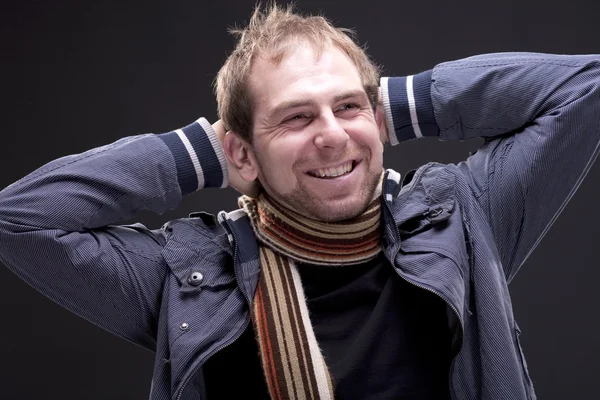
[260,164,383,222]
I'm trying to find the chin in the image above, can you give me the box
[264,169,383,222]
[303,196,373,222]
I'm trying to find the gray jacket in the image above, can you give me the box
[1,53,599,399]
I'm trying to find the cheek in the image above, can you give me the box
[347,121,383,153]
[268,135,312,166]
[372,134,384,154]
[367,139,384,167]
[257,139,307,182]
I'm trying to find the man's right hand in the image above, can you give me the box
[213,120,260,197]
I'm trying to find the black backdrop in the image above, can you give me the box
[2,0,599,398]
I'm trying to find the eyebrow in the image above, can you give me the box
[267,90,368,121]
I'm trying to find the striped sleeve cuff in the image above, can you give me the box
[157,117,228,194]
[381,70,439,145]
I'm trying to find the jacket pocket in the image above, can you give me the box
[161,237,235,294]
[398,199,466,270]
[515,322,536,400]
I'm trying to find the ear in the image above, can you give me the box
[223,131,259,182]
[375,87,388,145]
[375,103,389,145]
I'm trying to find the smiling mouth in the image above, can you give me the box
[306,160,357,179]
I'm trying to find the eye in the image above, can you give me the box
[337,103,359,112]
[284,113,311,124]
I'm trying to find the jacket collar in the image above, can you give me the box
[219,165,456,265]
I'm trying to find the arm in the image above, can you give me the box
[0,117,227,349]
[381,53,600,281]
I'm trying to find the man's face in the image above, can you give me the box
[247,45,384,221]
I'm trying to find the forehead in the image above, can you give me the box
[248,45,364,111]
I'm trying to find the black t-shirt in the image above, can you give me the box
[203,254,452,399]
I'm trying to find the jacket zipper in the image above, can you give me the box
[175,216,251,400]
[384,199,464,400]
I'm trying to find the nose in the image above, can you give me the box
[313,111,349,150]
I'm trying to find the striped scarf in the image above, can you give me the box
[239,192,382,400]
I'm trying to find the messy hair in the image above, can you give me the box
[214,2,381,143]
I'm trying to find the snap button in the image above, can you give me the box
[179,322,189,331]
[428,206,451,224]
[187,271,204,286]
[429,207,443,218]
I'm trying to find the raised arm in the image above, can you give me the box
[0,117,227,349]
[381,53,600,281]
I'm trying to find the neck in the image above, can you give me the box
[239,185,383,266]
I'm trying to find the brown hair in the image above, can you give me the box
[214,2,381,144]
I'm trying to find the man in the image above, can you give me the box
[0,3,598,399]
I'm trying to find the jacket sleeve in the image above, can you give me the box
[381,53,600,281]
[0,117,228,350]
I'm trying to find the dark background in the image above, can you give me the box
[1,0,599,398]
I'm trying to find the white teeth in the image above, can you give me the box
[311,161,353,178]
